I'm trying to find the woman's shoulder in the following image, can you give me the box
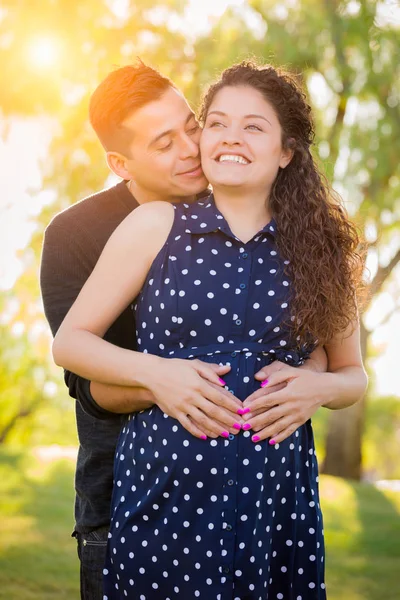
[105,201,175,259]
[116,201,175,236]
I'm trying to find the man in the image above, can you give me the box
[41,61,330,599]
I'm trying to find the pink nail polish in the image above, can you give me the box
[252,435,260,442]
[219,378,226,385]
[269,439,276,445]
[242,423,252,431]
[233,423,241,430]
[237,407,250,416]
[260,379,269,388]
[201,435,207,440]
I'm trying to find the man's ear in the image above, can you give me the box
[106,151,132,179]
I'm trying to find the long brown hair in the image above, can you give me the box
[200,61,364,346]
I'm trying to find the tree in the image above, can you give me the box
[193,0,400,478]
[0,0,196,441]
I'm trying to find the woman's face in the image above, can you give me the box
[200,85,292,195]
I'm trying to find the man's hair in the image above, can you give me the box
[89,60,174,153]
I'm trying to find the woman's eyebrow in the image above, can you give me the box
[207,110,272,126]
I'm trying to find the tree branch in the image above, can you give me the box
[375,303,400,329]
[366,248,400,310]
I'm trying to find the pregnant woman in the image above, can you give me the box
[53,62,367,599]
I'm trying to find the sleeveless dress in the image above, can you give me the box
[103,195,326,600]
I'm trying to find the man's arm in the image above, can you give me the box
[40,215,153,418]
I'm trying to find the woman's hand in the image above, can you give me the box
[148,358,244,440]
[241,367,324,444]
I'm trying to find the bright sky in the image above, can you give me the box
[1,0,400,397]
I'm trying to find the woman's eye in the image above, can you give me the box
[208,121,224,128]
[246,124,262,131]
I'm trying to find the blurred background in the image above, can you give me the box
[0,0,399,598]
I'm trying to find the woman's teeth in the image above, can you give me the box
[218,154,249,165]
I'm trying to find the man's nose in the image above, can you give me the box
[179,132,200,159]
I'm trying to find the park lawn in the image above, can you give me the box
[0,447,399,600]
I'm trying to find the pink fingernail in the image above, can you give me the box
[242,423,252,430]
[237,407,250,415]
[219,378,226,385]
[221,431,229,438]
[260,379,269,388]
[252,435,260,442]
[269,439,276,445]
[233,423,241,430]
[201,435,207,440]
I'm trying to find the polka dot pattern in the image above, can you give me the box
[103,195,325,599]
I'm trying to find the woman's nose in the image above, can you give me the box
[221,126,243,146]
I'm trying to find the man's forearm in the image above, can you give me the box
[90,381,155,414]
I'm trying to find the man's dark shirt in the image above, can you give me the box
[40,180,139,533]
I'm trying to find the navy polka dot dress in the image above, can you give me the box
[103,195,326,600]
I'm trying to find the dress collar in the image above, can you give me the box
[180,193,277,241]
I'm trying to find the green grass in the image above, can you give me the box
[0,447,399,599]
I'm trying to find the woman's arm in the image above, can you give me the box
[318,322,368,409]
[52,201,243,439]
[52,201,173,387]
[240,321,368,443]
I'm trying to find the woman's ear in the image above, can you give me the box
[279,149,294,169]
[279,137,295,169]
[106,151,131,179]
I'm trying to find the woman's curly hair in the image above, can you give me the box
[199,61,365,347]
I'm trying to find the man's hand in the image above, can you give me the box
[241,366,325,444]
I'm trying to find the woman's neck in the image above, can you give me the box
[213,188,272,244]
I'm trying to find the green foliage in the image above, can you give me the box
[1,1,399,475]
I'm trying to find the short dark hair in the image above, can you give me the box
[89,60,174,153]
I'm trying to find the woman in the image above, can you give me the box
[53,62,367,599]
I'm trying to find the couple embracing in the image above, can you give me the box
[41,59,367,600]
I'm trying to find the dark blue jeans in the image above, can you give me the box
[75,526,108,600]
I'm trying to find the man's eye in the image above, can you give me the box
[159,141,173,151]
[187,124,200,135]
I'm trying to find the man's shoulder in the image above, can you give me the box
[46,181,130,235]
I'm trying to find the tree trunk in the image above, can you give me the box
[321,320,369,480]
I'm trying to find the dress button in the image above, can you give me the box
[227,479,234,486]
[223,566,230,574]
[228,389,234,394]
[239,283,246,289]
[242,253,248,259]
[235,319,242,326]
[231,351,237,357]
[228,434,235,441]
[225,524,233,531]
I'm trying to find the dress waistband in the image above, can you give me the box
[158,342,309,366]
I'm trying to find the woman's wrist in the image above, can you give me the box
[133,352,164,389]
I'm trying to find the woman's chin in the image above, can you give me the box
[206,176,249,189]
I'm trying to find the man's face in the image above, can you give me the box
[121,87,208,202]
